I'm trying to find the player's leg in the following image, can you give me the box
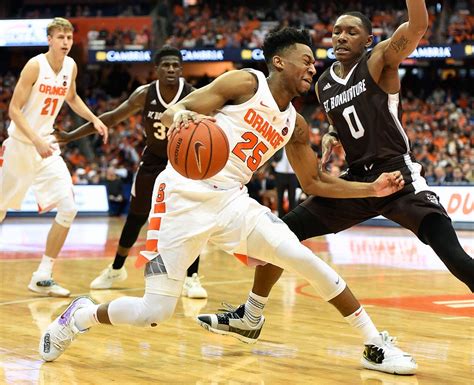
[183,256,208,299]
[90,164,156,289]
[39,255,183,362]
[29,156,78,297]
[198,213,416,374]
[382,190,474,291]
[419,213,474,291]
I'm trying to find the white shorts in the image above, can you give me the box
[0,137,73,212]
[139,167,293,280]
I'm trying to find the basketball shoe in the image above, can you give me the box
[361,331,417,375]
[182,273,208,299]
[28,271,70,297]
[196,303,265,344]
[90,264,127,289]
[39,296,95,362]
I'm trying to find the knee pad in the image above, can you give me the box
[119,212,149,248]
[55,194,77,228]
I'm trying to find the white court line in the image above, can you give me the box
[441,316,470,320]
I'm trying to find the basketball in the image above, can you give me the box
[167,119,229,180]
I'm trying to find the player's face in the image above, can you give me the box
[48,28,73,57]
[332,15,372,62]
[281,43,316,96]
[156,56,182,86]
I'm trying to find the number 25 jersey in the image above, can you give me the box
[8,53,75,143]
[317,52,411,170]
[207,69,296,189]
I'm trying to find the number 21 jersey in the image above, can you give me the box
[317,52,411,170]
[8,53,75,143]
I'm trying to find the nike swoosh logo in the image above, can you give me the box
[355,308,363,317]
[260,101,269,108]
[194,141,205,173]
[335,277,340,285]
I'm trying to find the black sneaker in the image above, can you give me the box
[196,303,265,344]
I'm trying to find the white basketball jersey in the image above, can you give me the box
[8,53,75,143]
[207,69,296,188]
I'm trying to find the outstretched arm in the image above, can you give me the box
[380,0,429,67]
[57,85,148,143]
[285,114,404,198]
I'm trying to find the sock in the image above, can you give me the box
[344,306,381,345]
[112,253,127,270]
[36,255,55,276]
[74,304,101,331]
[244,291,268,327]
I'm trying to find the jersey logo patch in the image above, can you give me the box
[151,99,157,105]
[322,83,332,91]
[194,141,205,173]
[426,193,440,205]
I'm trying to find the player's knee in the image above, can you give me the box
[137,294,177,327]
[55,209,77,228]
[119,212,149,248]
[54,194,77,228]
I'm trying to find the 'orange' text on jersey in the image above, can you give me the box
[244,108,284,149]
[38,84,68,96]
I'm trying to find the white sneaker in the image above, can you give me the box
[361,331,417,375]
[39,296,95,361]
[182,273,208,299]
[90,264,127,289]
[28,272,70,297]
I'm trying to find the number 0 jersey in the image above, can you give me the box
[142,78,193,165]
[206,69,296,189]
[8,54,75,143]
[317,52,411,170]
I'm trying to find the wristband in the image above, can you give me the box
[327,131,339,140]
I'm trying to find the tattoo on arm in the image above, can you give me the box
[389,35,410,53]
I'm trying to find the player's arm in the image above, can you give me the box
[65,63,108,142]
[375,0,428,67]
[56,85,148,143]
[315,81,342,168]
[286,114,404,198]
[8,59,56,158]
[161,70,257,130]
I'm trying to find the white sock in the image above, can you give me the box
[36,255,55,276]
[344,306,381,345]
[244,291,268,326]
[74,304,101,331]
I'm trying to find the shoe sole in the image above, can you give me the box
[196,318,259,344]
[28,284,70,298]
[361,357,417,375]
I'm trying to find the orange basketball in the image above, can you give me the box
[167,119,229,180]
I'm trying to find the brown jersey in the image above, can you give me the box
[141,78,193,165]
[317,52,411,172]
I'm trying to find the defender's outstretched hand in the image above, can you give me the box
[321,133,342,170]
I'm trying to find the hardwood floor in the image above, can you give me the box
[0,217,472,384]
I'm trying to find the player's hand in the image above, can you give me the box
[372,171,405,197]
[92,117,108,144]
[32,137,55,158]
[321,133,341,170]
[168,110,216,137]
[53,128,71,145]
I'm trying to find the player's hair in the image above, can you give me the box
[340,11,373,35]
[153,46,183,65]
[47,17,74,36]
[262,27,312,66]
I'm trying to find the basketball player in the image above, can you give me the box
[56,46,207,298]
[199,0,474,355]
[0,18,107,297]
[40,27,415,375]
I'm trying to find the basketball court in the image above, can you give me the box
[0,217,472,384]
